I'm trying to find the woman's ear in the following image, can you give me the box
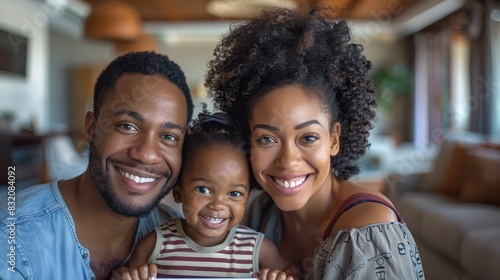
[330,122,341,156]
[83,111,95,144]
[172,184,182,203]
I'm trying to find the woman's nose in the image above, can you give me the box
[275,141,301,169]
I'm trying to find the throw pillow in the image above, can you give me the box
[419,140,456,192]
[438,143,467,195]
[458,147,500,206]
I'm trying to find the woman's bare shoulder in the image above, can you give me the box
[329,180,398,236]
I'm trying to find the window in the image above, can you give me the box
[490,8,500,136]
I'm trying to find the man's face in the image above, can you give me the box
[85,73,188,217]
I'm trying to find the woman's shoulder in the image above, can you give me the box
[336,180,393,205]
[328,180,400,237]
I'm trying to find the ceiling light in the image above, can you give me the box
[492,8,500,22]
[206,0,296,19]
[84,0,141,41]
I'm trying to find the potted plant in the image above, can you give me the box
[371,64,411,137]
[0,110,16,133]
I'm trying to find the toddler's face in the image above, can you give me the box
[174,145,249,246]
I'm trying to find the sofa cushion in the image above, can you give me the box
[393,192,457,239]
[419,202,500,262]
[418,134,490,193]
[461,227,500,280]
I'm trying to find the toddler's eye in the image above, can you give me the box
[229,191,243,197]
[195,186,211,194]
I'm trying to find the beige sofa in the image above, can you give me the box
[387,136,500,280]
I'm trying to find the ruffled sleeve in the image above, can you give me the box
[306,223,425,280]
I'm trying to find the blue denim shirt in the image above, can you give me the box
[0,181,180,280]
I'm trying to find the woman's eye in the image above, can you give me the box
[256,135,276,144]
[302,133,320,142]
[195,186,211,194]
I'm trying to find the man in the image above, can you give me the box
[0,51,194,280]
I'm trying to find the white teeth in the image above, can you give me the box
[274,176,306,188]
[205,217,224,224]
[118,168,155,183]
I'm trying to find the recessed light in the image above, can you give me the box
[206,0,296,19]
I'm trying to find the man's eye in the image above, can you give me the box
[161,134,178,141]
[117,123,138,133]
[195,186,211,194]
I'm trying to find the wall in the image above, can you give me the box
[0,0,49,133]
[48,30,218,131]
[158,38,220,115]
[48,29,115,132]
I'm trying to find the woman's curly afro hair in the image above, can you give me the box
[205,7,377,180]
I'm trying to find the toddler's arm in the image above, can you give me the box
[110,263,157,280]
[258,237,302,280]
[110,230,158,280]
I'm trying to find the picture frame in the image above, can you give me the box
[0,27,28,77]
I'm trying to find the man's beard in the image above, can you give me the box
[87,139,174,217]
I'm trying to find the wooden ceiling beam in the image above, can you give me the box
[83,0,421,23]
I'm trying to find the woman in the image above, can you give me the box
[205,7,424,280]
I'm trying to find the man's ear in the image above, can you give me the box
[83,111,95,144]
[172,184,182,203]
[330,122,341,156]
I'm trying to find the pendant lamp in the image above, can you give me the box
[84,0,141,41]
[115,33,158,54]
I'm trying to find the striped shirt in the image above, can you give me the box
[148,218,264,278]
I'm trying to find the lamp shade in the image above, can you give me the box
[115,33,158,54]
[84,1,141,41]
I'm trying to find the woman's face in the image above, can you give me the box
[249,85,340,211]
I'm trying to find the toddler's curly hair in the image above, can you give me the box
[205,7,377,180]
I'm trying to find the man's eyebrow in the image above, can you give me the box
[114,109,184,131]
[114,110,144,122]
[162,122,184,132]
[295,120,323,130]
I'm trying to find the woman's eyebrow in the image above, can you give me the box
[253,124,279,132]
[295,120,323,130]
[253,120,323,132]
